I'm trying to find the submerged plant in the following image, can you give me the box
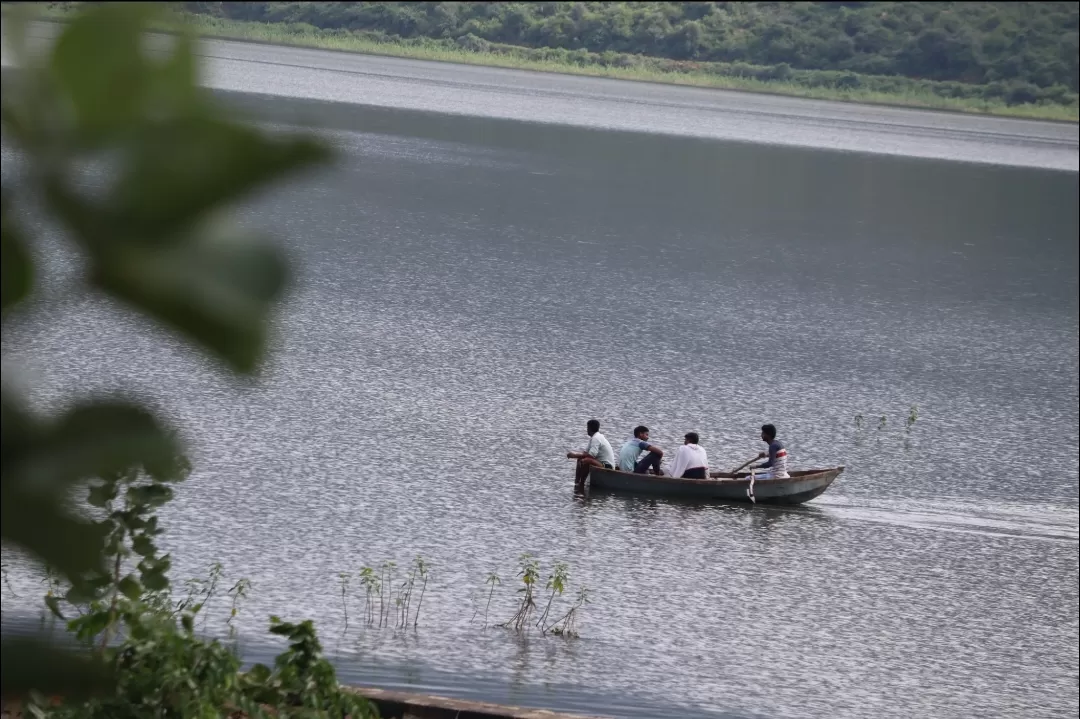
[379,561,396,628]
[395,574,411,629]
[226,577,251,640]
[167,562,226,629]
[502,553,540,633]
[358,567,379,627]
[480,571,501,629]
[41,566,66,634]
[550,587,590,639]
[395,558,422,629]
[854,413,864,431]
[410,556,430,627]
[338,572,352,633]
[878,415,887,431]
[201,562,224,629]
[906,404,919,432]
[537,562,569,633]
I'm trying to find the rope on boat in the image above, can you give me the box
[747,467,756,504]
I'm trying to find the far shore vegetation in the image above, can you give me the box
[22,2,1080,122]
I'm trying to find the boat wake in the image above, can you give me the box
[815,496,1079,543]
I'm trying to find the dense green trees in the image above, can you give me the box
[185,2,1079,94]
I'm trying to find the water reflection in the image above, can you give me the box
[583,488,835,529]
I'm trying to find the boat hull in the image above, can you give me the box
[587,466,843,505]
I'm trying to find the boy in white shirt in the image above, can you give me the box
[566,419,614,491]
[669,432,709,479]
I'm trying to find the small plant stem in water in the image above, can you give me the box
[412,556,429,627]
[481,572,501,628]
[338,572,351,633]
[536,562,569,633]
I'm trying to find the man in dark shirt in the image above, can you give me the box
[749,423,790,479]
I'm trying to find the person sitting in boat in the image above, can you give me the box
[566,419,615,489]
[748,424,790,479]
[618,425,665,475]
[669,432,709,479]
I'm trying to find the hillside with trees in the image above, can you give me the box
[184,2,1079,99]
[26,1,1076,116]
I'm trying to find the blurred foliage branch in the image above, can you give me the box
[1,0,331,700]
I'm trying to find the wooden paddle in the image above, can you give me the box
[729,456,760,475]
[709,456,760,479]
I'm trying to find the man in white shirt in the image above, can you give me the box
[669,432,709,479]
[566,419,614,491]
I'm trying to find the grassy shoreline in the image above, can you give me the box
[21,5,1080,123]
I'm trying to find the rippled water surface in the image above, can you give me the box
[2,24,1079,719]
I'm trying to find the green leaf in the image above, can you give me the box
[1,482,107,581]
[1,192,33,314]
[141,569,169,592]
[132,535,156,557]
[145,553,171,576]
[144,451,192,484]
[52,402,179,482]
[117,510,148,530]
[148,27,201,116]
[44,595,66,621]
[66,575,110,605]
[118,574,143,600]
[103,530,125,557]
[110,117,330,240]
[127,483,174,508]
[47,2,161,144]
[5,396,181,495]
[1,2,34,66]
[245,663,272,684]
[0,637,113,698]
[92,231,289,374]
[1,389,36,459]
[86,482,117,508]
[0,73,44,151]
[68,610,111,643]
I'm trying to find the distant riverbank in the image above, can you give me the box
[21,5,1080,123]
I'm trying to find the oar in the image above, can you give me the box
[730,456,759,475]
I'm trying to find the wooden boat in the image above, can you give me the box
[586,466,844,505]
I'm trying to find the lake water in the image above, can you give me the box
[2,23,1079,719]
